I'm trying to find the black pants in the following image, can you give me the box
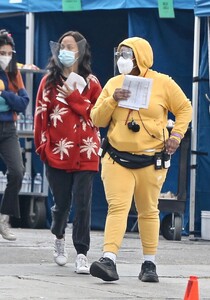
[45,163,96,255]
[0,122,24,218]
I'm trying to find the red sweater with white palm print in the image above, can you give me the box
[34,74,102,172]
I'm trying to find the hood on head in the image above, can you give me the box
[118,37,153,76]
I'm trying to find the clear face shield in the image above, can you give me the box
[49,38,87,68]
[113,46,134,75]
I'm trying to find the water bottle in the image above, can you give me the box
[25,114,33,131]
[33,173,42,193]
[25,172,31,193]
[17,112,25,131]
[28,173,32,193]
[20,173,28,193]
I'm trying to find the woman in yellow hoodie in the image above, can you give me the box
[90,37,192,282]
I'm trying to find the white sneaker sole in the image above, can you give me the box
[54,256,68,266]
[75,267,90,274]
[1,234,16,241]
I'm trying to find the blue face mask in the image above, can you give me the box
[58,49,78,67]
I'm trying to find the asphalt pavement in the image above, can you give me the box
[0,226,210,299]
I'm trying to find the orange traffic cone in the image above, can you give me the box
[184,276,199,300]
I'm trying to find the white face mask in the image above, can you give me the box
[0,55,12,70]
[117,56,134,75]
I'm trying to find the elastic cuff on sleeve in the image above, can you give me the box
[170,132,183,139]
[169,136,181,144]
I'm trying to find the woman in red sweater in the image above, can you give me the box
[34,31,102,274]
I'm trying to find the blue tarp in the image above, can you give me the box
[194,0,210,16]
[0,0,27,13]
[81,0,194,11]
[0,0,194,13]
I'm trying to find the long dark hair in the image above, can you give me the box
[45,31,92,90]
[0,29,18,87]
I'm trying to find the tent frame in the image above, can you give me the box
[189,16,201,235]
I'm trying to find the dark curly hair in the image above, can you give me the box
[0,29,18,87]
[45,31,92,90]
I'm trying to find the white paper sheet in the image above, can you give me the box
[56,72,87,104]
[118,75,153,110]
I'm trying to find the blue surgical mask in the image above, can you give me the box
[58,49,78,67]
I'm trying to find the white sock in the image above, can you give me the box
[143,255,155,263]
[0,214,9,222]
[103,252,117,264]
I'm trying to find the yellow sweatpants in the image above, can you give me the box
[101,153,168,255]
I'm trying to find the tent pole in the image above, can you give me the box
[25,12,34,112]
[189,16,200,236]
[24,13,35,175]
[26,12,34,64]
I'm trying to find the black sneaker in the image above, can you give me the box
[90,257,119,281]
[138,261,159,282]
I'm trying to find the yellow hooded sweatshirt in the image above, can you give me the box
[91,37,192,154]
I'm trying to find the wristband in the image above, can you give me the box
[170,132,183,139]
[169,136,181,144]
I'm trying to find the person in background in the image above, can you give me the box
[90,37,192,282]
[0,29,29,240]
[34,31,102,274]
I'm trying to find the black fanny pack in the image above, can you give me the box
[107,144,154,169]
